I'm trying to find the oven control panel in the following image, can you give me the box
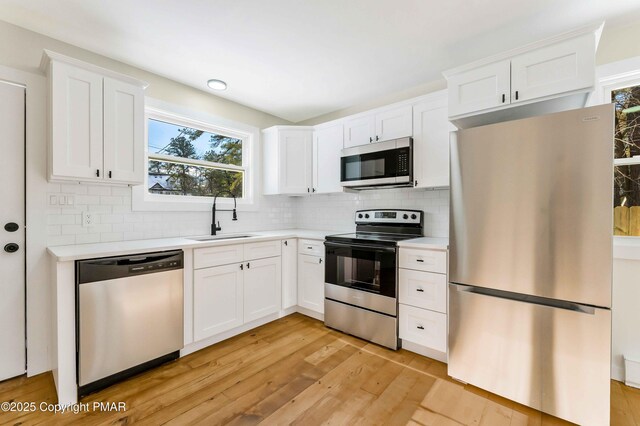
[355,209,422,225]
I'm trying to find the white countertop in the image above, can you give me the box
[47,228,341,262]
[397,237,449,250]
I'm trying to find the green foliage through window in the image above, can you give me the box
[147,118,244,197]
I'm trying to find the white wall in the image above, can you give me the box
[294,188,449,237]
[612,252,640,382]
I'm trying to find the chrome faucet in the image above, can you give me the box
[211,191,238,235]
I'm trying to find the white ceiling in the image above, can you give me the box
[1,0,640,122]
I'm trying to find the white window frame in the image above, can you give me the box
[591,56,640,252]
[132,98,259,212]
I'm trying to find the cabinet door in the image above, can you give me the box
[193,263,244,341]
[511,34,595,104]
[412,97,456,188]
[298,254,325,314]
[281,239,298,310]
[343,114,375,148]
[50,61,104,180]
[375,105,412,142]
[103,77,145,184]
[399,304,447,353]
[313,123,343,194]
[279,129,313,194]
[399,269,447,313]
[447,60,511,117]
[244,257,282,322]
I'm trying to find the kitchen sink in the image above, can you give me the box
[188,235,254,241]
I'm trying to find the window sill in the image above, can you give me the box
[614,236,640,260]
[131,185,259,212]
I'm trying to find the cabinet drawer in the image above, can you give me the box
[194,244,244,269]
[244,240,281,261]
[399,269,447,313]
[399,248,447,274]
[298,239,324,257]
[399,304,446,353]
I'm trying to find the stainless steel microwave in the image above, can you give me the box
[340,137,412,190]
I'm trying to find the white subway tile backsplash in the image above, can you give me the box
[45,184,448,246]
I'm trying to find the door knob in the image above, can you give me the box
[4,243,19,253]
[4,222,19,232]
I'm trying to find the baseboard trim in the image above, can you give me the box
[401,339,447,363]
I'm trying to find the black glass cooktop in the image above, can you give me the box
[325,232,419,247]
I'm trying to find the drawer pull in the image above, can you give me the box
[416,259,424,263]
[416,288,424,292]
[307,246,313,249]
[416,325,425,330]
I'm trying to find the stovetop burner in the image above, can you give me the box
[326,209,424,247]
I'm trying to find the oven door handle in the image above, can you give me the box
[324,241,397,253]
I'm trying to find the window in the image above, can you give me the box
[612,83,640,236]
[147,118,244,198]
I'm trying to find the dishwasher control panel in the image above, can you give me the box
[77,250,184,284]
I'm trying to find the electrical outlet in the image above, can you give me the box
[82,212,94,228]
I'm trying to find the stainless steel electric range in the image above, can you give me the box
[323,209,423,349]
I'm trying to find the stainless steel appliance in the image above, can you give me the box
[340,137,412,189]
[448,104,613,426]
[76,250,184,396]
[324,209,423,349]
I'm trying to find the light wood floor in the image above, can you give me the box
[0,313,638,425]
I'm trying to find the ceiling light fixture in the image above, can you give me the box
[207,79,227,91]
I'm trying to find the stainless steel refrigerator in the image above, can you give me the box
[448,104,613,426]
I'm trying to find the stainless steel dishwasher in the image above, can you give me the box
[76,250,184,396]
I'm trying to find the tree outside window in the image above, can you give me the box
[147,119,244,198]
[612,84,640,236]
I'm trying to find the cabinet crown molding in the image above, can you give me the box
[442,21,603,78]
[40,49,149,89]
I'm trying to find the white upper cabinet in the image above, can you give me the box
[447,60,511,118]
[412,91,456,189]
[43,51,147,184]
[343,105,413,148]
[313,122,343,194]
[444,23,600,127]
[103,77,145,184]
[343,115,375,148]
[50,61,104,181]
[262,126,314,195]
[510,34,595,104]
[375,105,414,142]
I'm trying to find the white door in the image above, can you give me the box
[0,81,26,381]
[313,123,343,194]
[511,34,595,104]
[375,105,412,142]
[343,114,375,148]
[243,257,281,323]
[103,77,145,184]
[412,96,456,188]
[447,59,511,117]
[50,61,104,180]
[278,129,313,195]
[298,254,324,314]
[193,263,244,341]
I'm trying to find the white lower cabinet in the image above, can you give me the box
[399,304,447,353]
[193,263,244,341]
[192,240,284,342]
[281,239,298,309]
[298,253,325,314]
[243,257,282,323]
[398,247,448,359]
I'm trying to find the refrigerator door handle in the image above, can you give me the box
[450,283,597,315]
